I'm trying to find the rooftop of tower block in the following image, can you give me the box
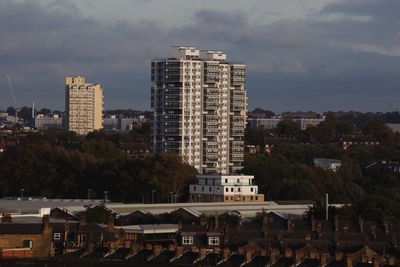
[170,46,227,61]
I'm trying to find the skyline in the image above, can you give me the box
[0,0,400,112]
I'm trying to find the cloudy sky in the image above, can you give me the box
[0,0,399,112]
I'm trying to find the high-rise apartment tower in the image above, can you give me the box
[151,46,247,174]
[65,76,103,135]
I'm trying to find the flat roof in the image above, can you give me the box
[115,224,179,234]
[0,199,104,214]
[106,201,314,218]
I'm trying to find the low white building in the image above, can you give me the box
[34,114,63,130]
[189,174,264,202]
[314,158,342,172]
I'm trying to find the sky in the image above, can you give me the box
[0,0,399,113]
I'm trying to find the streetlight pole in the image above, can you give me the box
[151,190,156,204]
[87,189,92,200]
[169,192,173,203]
[20,188,24,201]
[104,191,108,203]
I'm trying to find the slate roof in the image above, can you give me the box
[196,252,222,266]
[171,251,199,265]
[219,253,245,267]
[0,223,43,234]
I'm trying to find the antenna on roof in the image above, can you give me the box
[325,193,329,221]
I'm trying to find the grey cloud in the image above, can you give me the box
[322,0,400,21]
[0,0,399,113]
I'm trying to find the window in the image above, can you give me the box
[209,187,212,192]
[225,188,228,192]
[53,233,61,240]
[193,186,196,191]
[225,179,228,183]
[22,240,33,248]
[208,236,219,245]
[231,188,234,192]
[182,236,194,245]
[251,188,254,192]
[238,188,241,192]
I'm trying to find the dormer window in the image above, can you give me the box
[182,236,193,245]
[208,236,219,245]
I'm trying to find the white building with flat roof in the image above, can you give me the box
[314,158,342,172]
[189,174,264,202]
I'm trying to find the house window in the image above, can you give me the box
[251,188,254,192]
[209,187,212,192]
[225,179,228,183]
[193,186,196,191]
[238,188,241,192]
[225,188,228,192]
[182,236,194,245]
[22,240,33,248]
[54,233,61,240]
[208,236,220,245]
[231,188,233,192]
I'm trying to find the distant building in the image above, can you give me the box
[34,114,63,130]
[314,158,342,172]
[340,135,380,150]
[281,111,320,119]
[387,123,400,134]
[151,46,247,175]
[247,118,281,130]
[365,160,400,173]
[65,76,103,135]
[103,115,134,132]
[295,118,325,130]
[103,115,148,132]
[248,117,324,130]
[189,174,264,202]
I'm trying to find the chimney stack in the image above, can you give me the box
[383,217,389,234]
[262,212,268,233]
[358,217,364,233]
[1,213,12,223]
[108,216,115,233]
[79,212,86,226]
[287,215,293,232]
[334,215,339,232]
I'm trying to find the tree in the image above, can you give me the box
[85,204,115,224]
[245,126,265,147]
[39,108,51,115]
[362,117,395,144]
[18,106,33,122]
[275,119,300,137]
[6,106,16,116]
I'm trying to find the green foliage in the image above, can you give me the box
[275,119,301,137]
[0,131,197,203]
[242,141,400,219]
[362,117,396,145]
[245,127,265,147]
[85,204,115,224]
